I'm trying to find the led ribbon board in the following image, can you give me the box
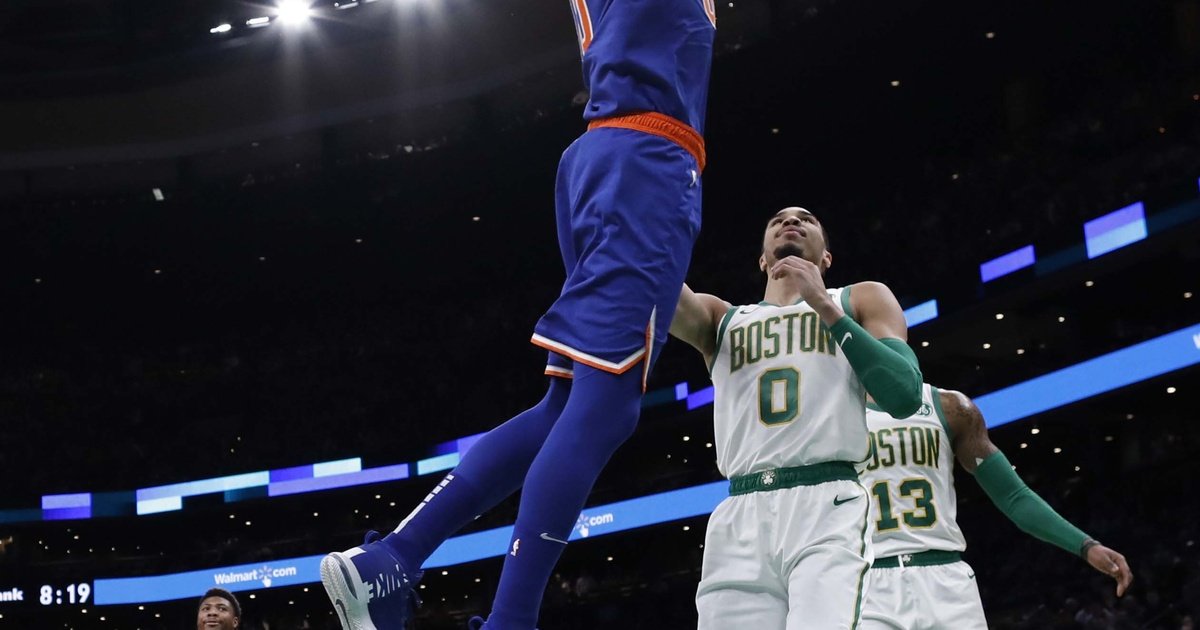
[973,322,1200,428]
[93,482,728,605]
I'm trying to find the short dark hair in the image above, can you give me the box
[764,208,833,253]
[199,588,241,619]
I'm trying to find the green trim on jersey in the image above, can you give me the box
[849,482,872,629]
[840,283,855,320]
[709,306,739,375]
[865,400,883,412]
[930,386,954,442]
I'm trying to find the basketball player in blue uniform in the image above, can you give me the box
[318,1,717,629]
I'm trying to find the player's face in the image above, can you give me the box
[197,597,239,630]
[759,207,832,272]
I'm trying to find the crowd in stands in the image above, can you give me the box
[3,63,1196,502]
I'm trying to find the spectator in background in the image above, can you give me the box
[197,588,241,630]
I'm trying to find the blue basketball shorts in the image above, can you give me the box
[534,118,703,389]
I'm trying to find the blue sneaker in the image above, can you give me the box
[321,530,423,630]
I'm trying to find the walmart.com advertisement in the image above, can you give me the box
[94,556,322,605]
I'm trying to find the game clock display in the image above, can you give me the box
[39,583,91,605]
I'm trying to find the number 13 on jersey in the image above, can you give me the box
[871,478,938,532]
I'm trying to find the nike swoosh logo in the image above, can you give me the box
[540,533,568,545]
[833,495,861,506]
[739,308,756,314]
[841,332,853,345]
[967,572,976,580]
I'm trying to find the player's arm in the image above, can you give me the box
[842,281,923,417]
[808,278,922,417]
[670,283,733,366]
[771,256,923,417]
[941,388,1133,596]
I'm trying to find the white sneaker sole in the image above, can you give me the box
[321,551,376,630]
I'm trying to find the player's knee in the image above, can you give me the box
[593,390,641,449]
[604,404,641,445]
[539,377,572,415]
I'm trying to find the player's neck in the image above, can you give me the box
[762,278,805,306]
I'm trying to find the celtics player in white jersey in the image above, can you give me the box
[859,385,1133,629]
[671,207,925,629]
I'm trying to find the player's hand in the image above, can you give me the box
[770,256,832,312]
[1085,544,1132,597]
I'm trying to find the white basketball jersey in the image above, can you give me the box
[861,383,967,557]
[709,288,868,479]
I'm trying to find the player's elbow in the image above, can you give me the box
[871,366,924,419]
[884,389,923,419]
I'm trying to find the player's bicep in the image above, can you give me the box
[848,281,909,342]
[941,389,999,474]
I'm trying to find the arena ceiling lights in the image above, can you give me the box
[208,0,415,36]
[275,0,315,25]
[211,0,323,35]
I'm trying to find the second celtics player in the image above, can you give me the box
[859,384,1134,629]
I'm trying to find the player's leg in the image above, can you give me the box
[857,569,907,630]
[380,375,572,569]
[917,562,987,630]
[696,496,789,629]
[321,377,570,630]
[480,129,702,629]
[486,363,643,628]
[783,480,873,630]
[320,137,591,630]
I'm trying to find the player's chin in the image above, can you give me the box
[773,241,806,260]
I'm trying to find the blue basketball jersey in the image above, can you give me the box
[569,0,717,133]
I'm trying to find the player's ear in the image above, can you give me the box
[821,250,833,274]
[758,252,767,273]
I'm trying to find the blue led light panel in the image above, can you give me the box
[979,245,1036,283]
[903,299,939,328]
[1084,202,1147,259]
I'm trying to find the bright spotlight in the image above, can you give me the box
[209,23,232,34]
[276,0,313,24]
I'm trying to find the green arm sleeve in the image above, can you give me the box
[828,315,923,417]
[975,451,1091,557]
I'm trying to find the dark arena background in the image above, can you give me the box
[1,0,1198,628]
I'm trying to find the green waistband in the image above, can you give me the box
[728,462,858,496]
[872,550,962,569]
